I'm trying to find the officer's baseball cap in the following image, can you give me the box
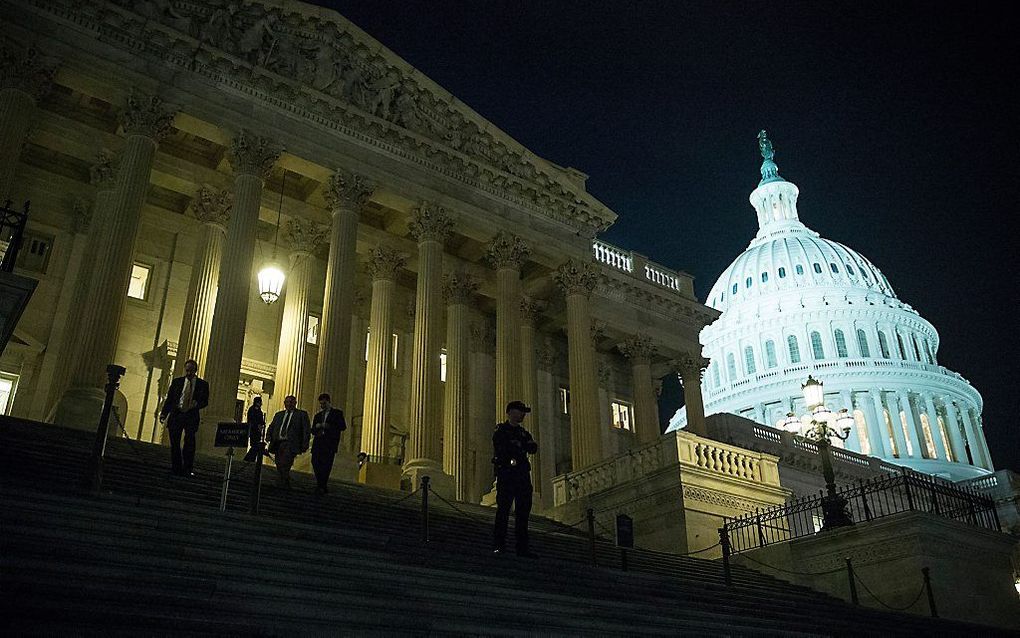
[505,400,531,413]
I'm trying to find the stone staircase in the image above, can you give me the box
[1,416,1011,636]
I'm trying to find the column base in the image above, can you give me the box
[358,460,403,490]
[47,386,106,432]
[402,459,455,499]
[480,480,498,506]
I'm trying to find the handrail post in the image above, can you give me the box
[922,567,938,617]
[249,440,264,515]
[845,557,859,605]
[81,364,126,496]
[587,508,598,567]
[420,476,431,543]
[719,526,732,588]
[219,446,234,512]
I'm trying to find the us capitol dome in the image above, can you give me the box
[669,132,992,481]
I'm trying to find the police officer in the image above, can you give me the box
[492,400,539,557]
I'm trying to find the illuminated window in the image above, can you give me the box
[559,387,570,414]
[834,329,848,358]
[127,263,151,300]
[744,346,756,374]
[937,416,955,462]
[883,408,899,457]
[899,411,914,457]
[853,409,871,455]
[810,331,824,360]
[778,267,786,278]
[920,413,937,460]
[364,329,399,369]
[611,401,633,430]
[878,332,891,359]
[764,340,778,369]
[795,264,804,275]
[440,350,447,382]
[787,335,801,364]
[813,263,822,274]
[856,329,871,358]
[306,315,320,345]
[726,352,737,381]
[0,373,17,415]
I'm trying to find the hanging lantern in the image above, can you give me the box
[257,260,285,304]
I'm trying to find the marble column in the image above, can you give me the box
[535,343,558,508]
[202,130,281,441]
[863,389,887,457]
[485,231,530,420]
[921,393,950,462]
[403,202,453,490]
[271,219,324,414]
[554,258,602,471]
[174,186,231,379]
[41,154,115,421]
[959,404,991,470]
[676,352,709,437]
[972,410,995,471]
[882,392,908,458]
[619,334,659,445]
[316,168,373,412]
[52,93,176,428]
[519,297,545,493]
[896,391,922,458]
[0,46,55,201]
[838,390,861,451]
[442,272,478,501]
[360,247,406,463]
[939,400,966,464]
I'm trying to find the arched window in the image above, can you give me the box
[712,362,721,388]
[778,267,786,278]
[813,262,823,274]
[764,340,778,368]
[899,411,914,457]
[795,264,804,275]
[883,408,899,457]
[744,346,756,374]
[937,416,954,462]
[919,414,937,460]
[861,269,869,280]
[895,333,907,359]
[732,283,738,295]
[834,329,848,358]
[923,340,935,364]
[787,335,801,363]
[856,329,871,358]
[761,272,768,283]
[846,264,855,276]
[810,331,825,360]
[726,352,737,381]
[830,262,839,273]
[745,276,752,288]
[878,331,891,358]
[910,334,922,361]
[853,409,871,455]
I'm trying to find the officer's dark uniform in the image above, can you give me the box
[492,418,538,554]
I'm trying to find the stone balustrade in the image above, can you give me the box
[591,238,694,298]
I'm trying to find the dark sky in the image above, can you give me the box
[316,1,1018,471]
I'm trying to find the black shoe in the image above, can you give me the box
[492,547,506,555]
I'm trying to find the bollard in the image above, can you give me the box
[81,365,126,495]
[421,476,431,543]
[922,567,938,617]
[219,447,234,512]
[587,508,598,567]
[846,557,859,605]
[249,441,264,515]
[719,527,732,588]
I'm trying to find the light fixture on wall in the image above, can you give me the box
[257,171,287,305]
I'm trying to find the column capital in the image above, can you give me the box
[597,359,612,385]
[228,129,282,178]
[366,246,406,281]
[324,167,374,213]
[283,218,326,256]
[590,320,607,348]
[89,149,117,191]
[536,344,556,370]
[470,319,496,355]
[1,45,57,99]
[485,231,531,270]
[443,271,479,305]
[120,92,177,142]
[674,351,709,378]
[619,333,656,363]
[554,258,600,297]
[519,296,546,323]
[190,185,232,228]
[408,201,454,243]
[72,199,92,235]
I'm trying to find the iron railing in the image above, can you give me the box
[0,200,29,272]
[723,469,1000,553]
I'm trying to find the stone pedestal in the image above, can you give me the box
[404,461,455,500]
[359,460,403,491]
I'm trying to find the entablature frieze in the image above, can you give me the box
[13,0,615,235]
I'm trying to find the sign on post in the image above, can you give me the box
[215,422,248,448]
[616,514,634,548]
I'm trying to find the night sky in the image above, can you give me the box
[315,1,1018,471]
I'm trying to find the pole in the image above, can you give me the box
[922,567,938,617]
[81,364,126,495]
[846,557,859,605]
[250,440,264,515]
[719,526,732,587]
[587,508,598,567]
[219,447,234,512]
[421,476,430,543]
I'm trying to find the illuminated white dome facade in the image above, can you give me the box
[670,134,992,480]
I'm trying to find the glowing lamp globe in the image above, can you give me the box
[801,375,824,410]
[257,261,285,305]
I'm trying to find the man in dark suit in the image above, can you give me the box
[311,392,347,495]
[159,358,209,477]
[266,394,311,490]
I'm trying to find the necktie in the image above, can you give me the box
[181,378,193,411]
[281,411,292,440]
